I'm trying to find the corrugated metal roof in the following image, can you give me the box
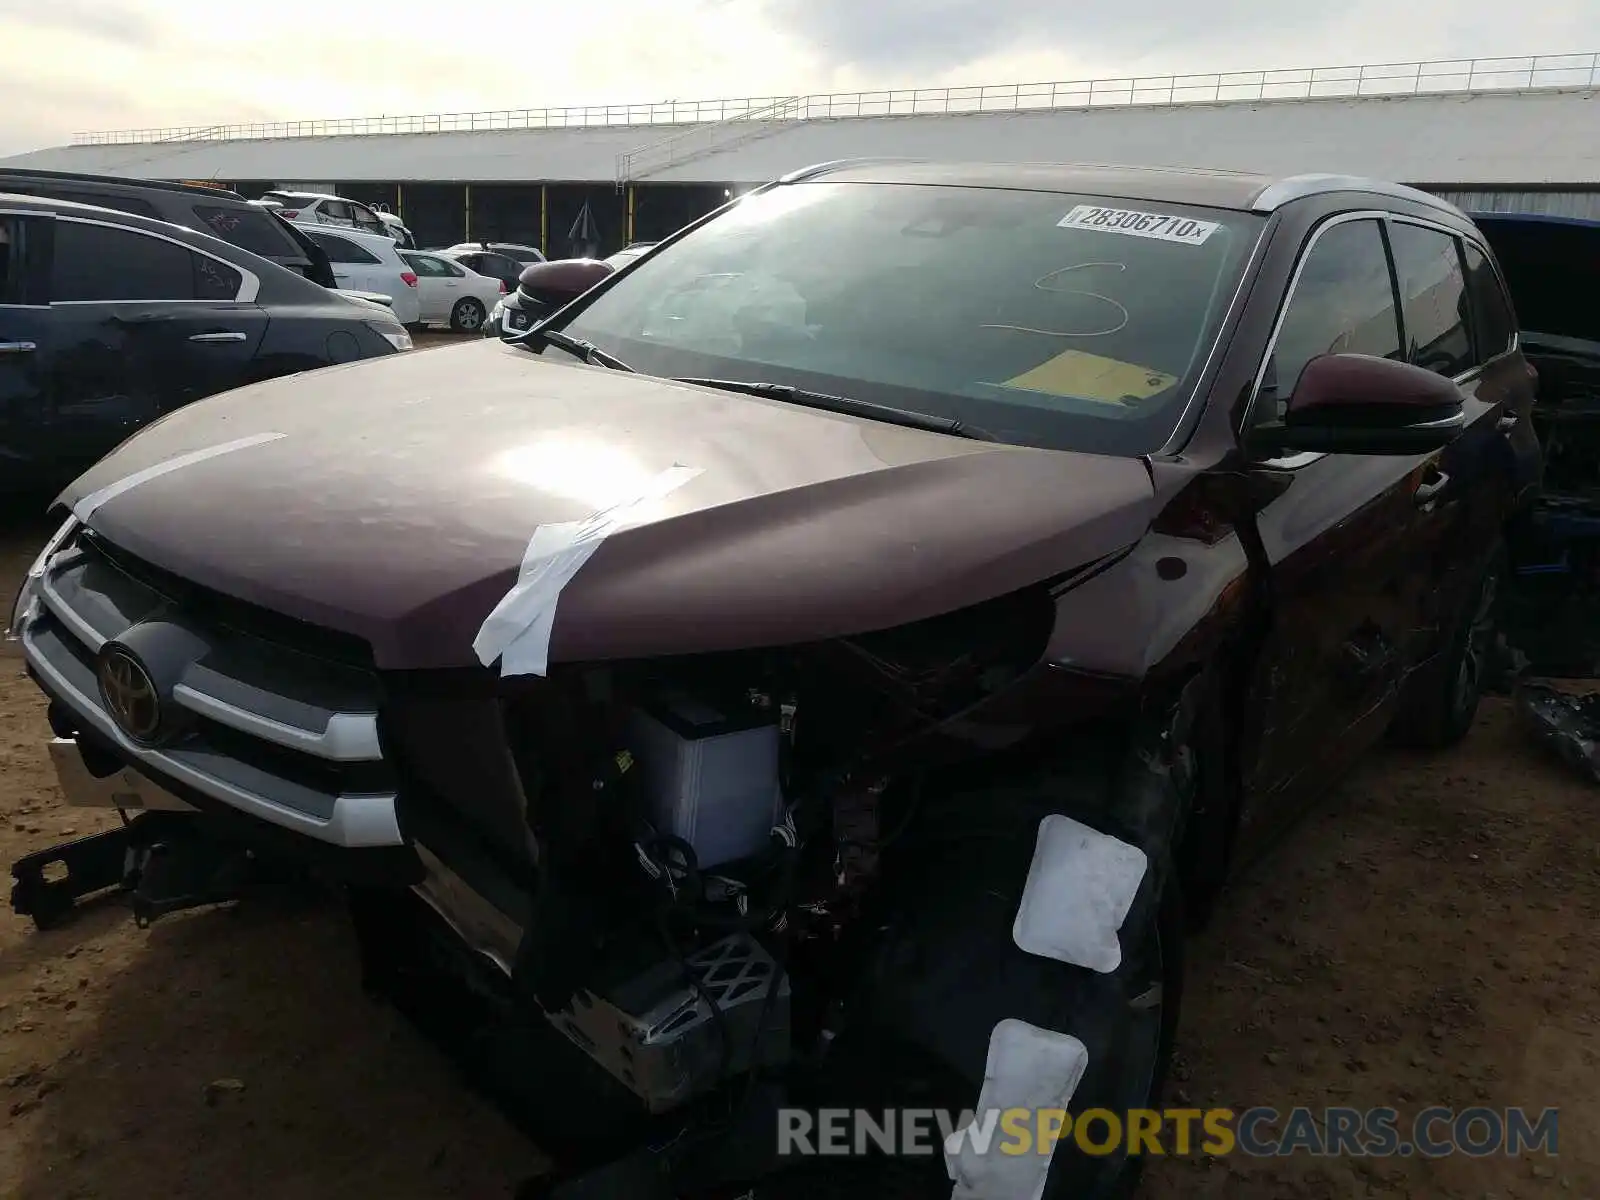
[3,88,1597,187]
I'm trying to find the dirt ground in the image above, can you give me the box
[1,437,1597,1197]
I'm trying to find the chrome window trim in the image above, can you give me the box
[52,214,260,304]
[1237,208,1496,465]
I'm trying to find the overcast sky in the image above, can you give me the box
[0,0,1591,154]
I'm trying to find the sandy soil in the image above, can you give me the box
[1,494,1596,1198]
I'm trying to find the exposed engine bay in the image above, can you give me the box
[386,585,1060,1137]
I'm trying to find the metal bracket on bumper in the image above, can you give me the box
[9,811,292,930]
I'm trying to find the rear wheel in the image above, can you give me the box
[451,297,487,333]
[1392,546,1504,749]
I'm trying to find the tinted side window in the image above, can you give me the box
[350,204,384,234]
[0,215,53,305]
[50,190,161,219]
[1461,241,1516,360]
[193,204,295,256]
[402,253,451,277]
[319,200,353,222]
[52,221,198,301]
[192,255,242,300]
[1270,218,1402,401]
[1387,222,1474,377]
[309,231,380,265]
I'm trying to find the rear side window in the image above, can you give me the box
[193,255,243,300]
[319,200,353,222]
[51,220,241,302]
[0,214,53,305]
[402,252,454,277]
[54,221,195,301]
[349,204,385,234]
[1387,222,1474,377]
[1269,218,1402,399]
[42,189,161,219]
[1461,241,1517,360]
[308,230,380,265]
[192,204,295,257]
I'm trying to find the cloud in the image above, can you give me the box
[759,0,1595,82]
[0,0,160,45]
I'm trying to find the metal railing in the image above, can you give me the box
[73,51,1600,147]
[617,96,803,184]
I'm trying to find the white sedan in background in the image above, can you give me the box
[401,250,506,333]
[294,223,423,326]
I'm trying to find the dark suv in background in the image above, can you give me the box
[0,169,334,284]
[0,191,410,487]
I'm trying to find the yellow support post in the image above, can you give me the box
[626,185,636,245]
[395,182,404,220]
[540,185,548,255]
[464,184,472,242]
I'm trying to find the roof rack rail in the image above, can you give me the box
[1253,173,1469,215]
[0,167,247,201]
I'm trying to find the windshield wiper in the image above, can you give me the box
[675,378,997,441]
[526,326,635,372]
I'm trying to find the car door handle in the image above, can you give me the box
[1414,471,1451,506]
[0,341,37,354]
[1496,413,1519,433]
[189,331,248,343]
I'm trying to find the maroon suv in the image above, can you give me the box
[9,162,1541,1198]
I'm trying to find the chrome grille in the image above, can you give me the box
[19,527,402,847]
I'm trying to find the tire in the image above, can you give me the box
[451,297,487,333]
[1391,545,1504,749]
[809,722,1193,1200]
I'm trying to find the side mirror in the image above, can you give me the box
[515,258,614,310]
[1250,353,1466,457]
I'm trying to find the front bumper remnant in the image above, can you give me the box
[9,810,283,929]
[11,736,302,929]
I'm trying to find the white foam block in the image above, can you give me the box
[946,1018,1089,1200]
[1012,814,1147,974]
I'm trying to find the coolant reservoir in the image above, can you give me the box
[625,692,784,868]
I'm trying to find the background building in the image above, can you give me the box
[4,52,1598,253]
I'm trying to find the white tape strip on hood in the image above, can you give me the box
[1012,814,1147,974]
[473,464,703,678]
[946,1018,1089,1200]
[70,433,287,521]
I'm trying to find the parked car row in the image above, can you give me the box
[1,170,413,488]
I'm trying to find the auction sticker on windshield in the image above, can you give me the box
[1057,205,1219,246]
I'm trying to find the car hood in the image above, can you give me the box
[59,341,1158,670]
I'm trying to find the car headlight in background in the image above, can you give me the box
[365,320,413,352]
[6,516,78,641]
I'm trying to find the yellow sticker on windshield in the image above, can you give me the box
[1002,350,1178,405]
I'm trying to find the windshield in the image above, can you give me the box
[558,182,1262,455]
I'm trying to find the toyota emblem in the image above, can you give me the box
[97,647,164,744]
